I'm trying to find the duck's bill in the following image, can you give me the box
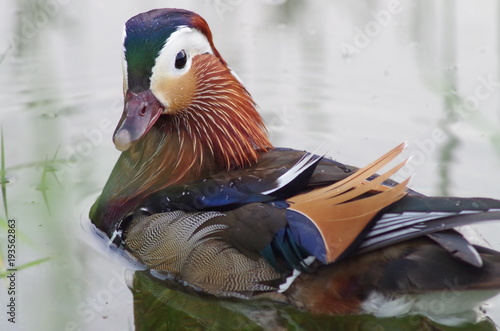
[113,90,164,151]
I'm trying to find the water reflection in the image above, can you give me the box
[131,270,497,331]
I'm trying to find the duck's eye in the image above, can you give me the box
[175,50,187,69]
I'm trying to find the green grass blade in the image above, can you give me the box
[0,256,51,278]
[0,128,9,220]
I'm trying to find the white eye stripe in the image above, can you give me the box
[122,58,128,93]
[122,25,128,91]
[151,27,214,78]
[149,27,215,108]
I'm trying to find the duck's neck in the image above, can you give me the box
[91,59,272,234]
[176,54,272,170]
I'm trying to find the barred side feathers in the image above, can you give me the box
[124,210,282,298]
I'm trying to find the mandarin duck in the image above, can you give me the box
[90,8,500,323]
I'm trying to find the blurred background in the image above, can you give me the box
[1,0,500,330]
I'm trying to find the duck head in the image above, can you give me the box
[114,8,222,151]
[91,9,271,234]
[114,8,270,158]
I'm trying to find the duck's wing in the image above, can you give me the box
[355,195,500,266]
[127,145,409,269]
[130,144,500,272]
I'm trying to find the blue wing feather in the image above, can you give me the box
[141,152,323,212]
